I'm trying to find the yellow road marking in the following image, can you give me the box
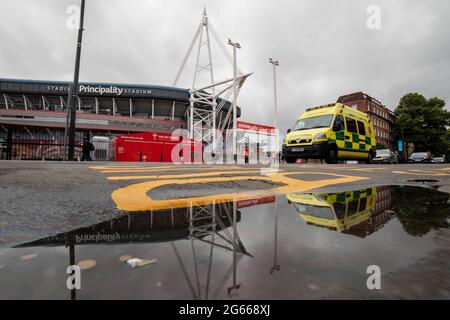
[111,171,368,212]
[341,168,387,172]
[91,165,242,170]
[392,170,449,176]
[107,170,267,181]
[98,165,244,173]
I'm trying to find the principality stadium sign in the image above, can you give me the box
[46,84,152,96]
[79,85,124,95]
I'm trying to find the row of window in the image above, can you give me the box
[333,115,369,136]
[373,117,390,129]
[375,129,390,139]
[372,106,394,122]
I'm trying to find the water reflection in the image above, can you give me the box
[2,187,449,299]
[287,186,450,237]
[16,196,276,300]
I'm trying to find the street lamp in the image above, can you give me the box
[65,0,86,161]
[228,39,241,163]
[269,58,279,164]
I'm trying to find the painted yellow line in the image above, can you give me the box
[392,170,449,176]
[91,165,225,170]
[99,165,245,173]
[107,170,266,181]
[111,171,368,212]
[343,168,387,172]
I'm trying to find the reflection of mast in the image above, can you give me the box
[227,199,241,297]
[173,200,249,300]
[270,200,280,274]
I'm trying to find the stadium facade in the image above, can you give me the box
[0,78,239,160]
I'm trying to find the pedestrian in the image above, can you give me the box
[81,138,94,161]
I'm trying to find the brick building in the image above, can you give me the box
[337,92,395,149]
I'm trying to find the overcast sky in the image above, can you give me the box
[1,0,449,132]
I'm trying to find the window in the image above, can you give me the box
[352,104,358,110]
[357,121,366,135]
[293,204,335,220]
[359,197,367,212]
[333,115,345,131]
[345,117,358,133]
[333,202,346,219]
[292,115,333,131]
[347,200,359,216]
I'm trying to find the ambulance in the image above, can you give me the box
[282,103,376,164]
[286,188,377,233]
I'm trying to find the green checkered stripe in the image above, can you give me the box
[329,132,371,152]
[332,188,373,203]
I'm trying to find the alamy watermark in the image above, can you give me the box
[366,265,381,290]
[66,265,81,290]
[169,128,281,174]
[366,5,381,30]
[66,5,80,30]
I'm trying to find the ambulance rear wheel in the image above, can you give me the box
[285,156,297,164]
[366,151,374,164]
[326,146,338,164]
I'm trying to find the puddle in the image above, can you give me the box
[407,179,440,183]
[0,186,449,299]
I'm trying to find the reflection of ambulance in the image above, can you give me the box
[286,188,376,232]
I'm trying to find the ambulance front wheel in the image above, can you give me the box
[325,145,338,164]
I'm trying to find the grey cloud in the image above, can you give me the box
[0,0,449,133]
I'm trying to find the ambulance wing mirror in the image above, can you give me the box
[287,129,291,134]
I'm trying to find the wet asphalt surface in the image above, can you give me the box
[0,161,449,248]
[0,161,449,299]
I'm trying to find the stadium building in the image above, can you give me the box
[0,78,239,160]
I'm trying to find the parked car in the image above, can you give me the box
[373,149,398,164]
[408,152,432,163]
[431,155,446,163]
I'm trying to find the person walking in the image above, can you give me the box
[81,138,94,161]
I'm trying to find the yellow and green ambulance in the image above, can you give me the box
[286,188,376,232]
[282,103,376,163]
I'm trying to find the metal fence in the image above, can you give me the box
[0,128,83,160]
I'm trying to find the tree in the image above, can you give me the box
[395,186,450,236]
[394,93,450,156]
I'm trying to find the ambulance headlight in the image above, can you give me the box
[314,132,326,140]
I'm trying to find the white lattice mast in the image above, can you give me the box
[173,7,250,146]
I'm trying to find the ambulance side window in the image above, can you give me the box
[359,197,367,211]
[347,199,359,216]
[345,117,358,134]
[333,202,346,219]
[357,121,366,135]
[333,115,345,131]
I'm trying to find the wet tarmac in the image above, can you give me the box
[0,185,449,299]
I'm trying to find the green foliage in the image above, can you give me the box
[394,93,450,156]
[395,186,450,236]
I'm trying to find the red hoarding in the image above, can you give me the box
[114,132,203,163]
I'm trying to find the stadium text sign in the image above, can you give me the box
[46,85,152,96]
[79,85,123,96]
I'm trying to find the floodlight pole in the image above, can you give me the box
[228,39,241,163]
[269,58,280,161]
[66,0,86,161]
[269,58,279,131]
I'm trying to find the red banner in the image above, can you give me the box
[237,121,275,134]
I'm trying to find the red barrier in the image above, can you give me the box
[114,132,203,163]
